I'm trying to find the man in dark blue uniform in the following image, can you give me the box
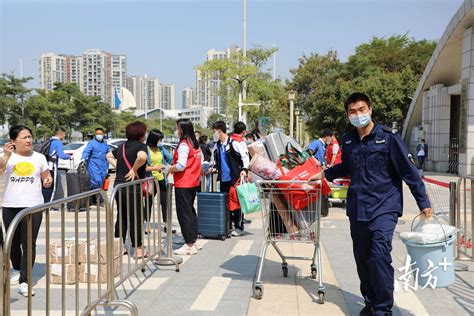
[309,92,432,316]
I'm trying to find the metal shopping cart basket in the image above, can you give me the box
[253,180,326,303]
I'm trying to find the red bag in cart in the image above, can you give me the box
[276,157,331,210]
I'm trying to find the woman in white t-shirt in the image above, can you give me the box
[0,125,52,297]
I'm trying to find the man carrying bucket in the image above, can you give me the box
[308,92,433,316]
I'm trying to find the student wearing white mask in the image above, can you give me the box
[81,128,109,203]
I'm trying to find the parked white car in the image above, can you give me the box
[58,141,118,172]
[58,138,177,171]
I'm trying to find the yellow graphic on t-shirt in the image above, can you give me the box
[13,162,35,177]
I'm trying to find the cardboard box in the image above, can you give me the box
[49,241,78,264]
[49,263,77,285]
[78,238,122,264]
[78,257,120,284]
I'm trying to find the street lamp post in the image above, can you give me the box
[238,93,261,124]
[288,91,296,138]
[299,117,304,146]
[294,109,301,143]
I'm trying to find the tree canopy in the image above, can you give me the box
[289,34,437,137]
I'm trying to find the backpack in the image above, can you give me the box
[33,139,55,162]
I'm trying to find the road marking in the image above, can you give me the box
[230,240,254,256]
[321,220,336,229]
[394,288,429,315]
[190,276,232,311]
[32,275,167,291]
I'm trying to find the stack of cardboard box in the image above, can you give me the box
[78,238,122,284]
[49,238,122,285]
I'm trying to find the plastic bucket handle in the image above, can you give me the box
[410,214,448,247]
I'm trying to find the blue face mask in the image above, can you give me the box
[349,113,371,128]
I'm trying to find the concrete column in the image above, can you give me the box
[460,26,474,176]
[422,84,450,172]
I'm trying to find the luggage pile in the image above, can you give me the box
[247,132,331,236]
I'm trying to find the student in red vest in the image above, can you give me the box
[326,130,342,168]
[168,119,203,255]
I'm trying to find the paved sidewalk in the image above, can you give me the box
[1,173,473,315]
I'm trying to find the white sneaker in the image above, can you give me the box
[231,229,244,237]
[10,270,20,285]
[195,242,203,250]
[18,282,35,297]
[174,244,198,255]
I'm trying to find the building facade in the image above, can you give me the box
[195,46,239,113]
[39,53,66,91]
[39,49,127,107]
[402,0,474,176]
[160,83,176,110]
[182,87,195,109]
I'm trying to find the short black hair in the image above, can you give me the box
[55,127,66,134]
[244,133,254,140]
[9,125,33,140]
[233,122,247,135]
[199,135,208,144]
[320,129,332,138]
[146,129,164,147]
[421,139,425,142]
[95,128,105,133]
[212,121,227,134]
[344,92,372,112]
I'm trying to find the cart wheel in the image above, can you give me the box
[311,268,317,279]
[318,291,325,304]
[220,235,226,241]
[254,286,263,300]
[282,266,288,277]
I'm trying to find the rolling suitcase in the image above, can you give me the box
[67,161,90,211]
[197,174,230,240]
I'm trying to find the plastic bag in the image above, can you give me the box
[400,218,457,244]
[236,178,261,214]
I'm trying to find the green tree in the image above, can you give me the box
[289,35,436,136]
[0,73,33,126]
[197,47,289,131]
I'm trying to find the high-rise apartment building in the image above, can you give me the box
[182,88,195,108]
[160,84,176,110]
[39,50,127,107]
[195,46,239,113]
[127,76,161,111]
[39,53,66,91]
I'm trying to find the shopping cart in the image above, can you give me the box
[253,180,326,303]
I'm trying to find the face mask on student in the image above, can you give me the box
[349,113,371,128]
[174,130,180,138]
[95,135,104,142]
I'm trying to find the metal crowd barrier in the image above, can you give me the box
[2,177,180,316]
[454,176,473,263]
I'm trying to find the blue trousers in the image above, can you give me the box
[350,212,398,315]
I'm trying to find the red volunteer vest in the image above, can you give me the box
[173,139,202,188]
[327,139,342,166]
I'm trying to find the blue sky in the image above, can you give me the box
[0,0,463,107]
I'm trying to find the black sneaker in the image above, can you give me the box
[164,226,177,234]
[242,218,252,224]
[359,305,374,316]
